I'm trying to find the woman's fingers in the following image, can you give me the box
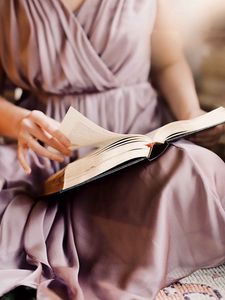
[28,110,71,147]
[17,143,31,174]
[19,113,72,156]
[186,109,224,147]
[189,125,224,147]
[43,135,72,156]
[17,110,73,173]
[26,134,65,162]
[23,118,71,156]
[192,125,223,138]
[190,131,220,143]
[18,132,65,174]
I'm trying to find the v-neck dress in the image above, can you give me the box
[0,1,225,299]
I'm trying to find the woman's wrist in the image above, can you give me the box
[171,102,202,120]
[14,109,32,138]
[180,107,205,120]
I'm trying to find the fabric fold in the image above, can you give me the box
[0,1,225,299]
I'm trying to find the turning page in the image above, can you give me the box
[58,107,127,149]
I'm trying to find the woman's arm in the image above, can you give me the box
[0,96,29,138]
[0,61,28,138]
[151,0,201,120]
[151,0,224,145]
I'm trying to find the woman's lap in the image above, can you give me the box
[0,140,224,298]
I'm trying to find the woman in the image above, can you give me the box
[0,0,224,299]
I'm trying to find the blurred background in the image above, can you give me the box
[170,0,225,159]
[170,0,225,105]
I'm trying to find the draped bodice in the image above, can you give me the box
[0,0,156,95]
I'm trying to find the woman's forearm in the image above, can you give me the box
[154,57,201,120]
[0,97,30,138]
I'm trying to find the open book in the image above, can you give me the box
[44,106,225,195]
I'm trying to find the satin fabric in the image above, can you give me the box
[0,1,225,299]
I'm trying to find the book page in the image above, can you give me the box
[148,107,225,143]
[59,107,127,149]
[44,137,152,195]
[63,140,150,190]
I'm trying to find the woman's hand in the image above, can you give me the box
[17,110,72,174]
[186,108,224,148]
[189,125,224,148]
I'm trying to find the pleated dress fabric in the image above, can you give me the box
[0,1,225,299]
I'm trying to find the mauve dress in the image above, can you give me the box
[0,1,225,299]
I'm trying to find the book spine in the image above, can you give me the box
[43,169,65,196]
